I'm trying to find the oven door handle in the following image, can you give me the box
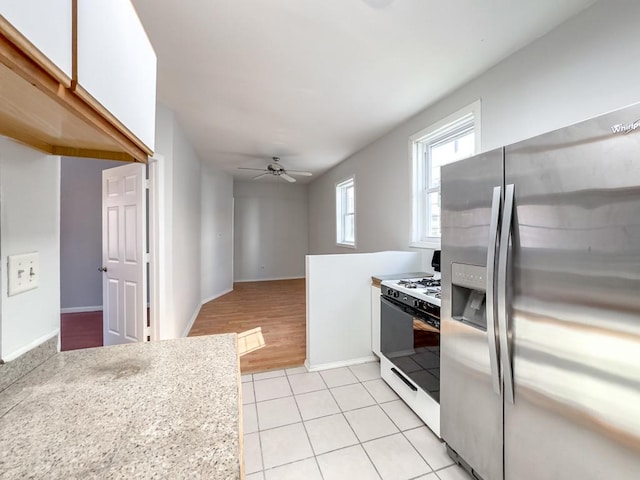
[486,185,502,396]
[391,367,418,392]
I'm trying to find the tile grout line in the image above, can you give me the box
[258,372,294,473]
[253,374,267,477]
[288,370,327,480]
[251,369,326,477]
[315,366,367,471]
[399,428,437,476]
[353,365,444,478]
[345,364,389,480]
[253,367,374,477]
[346,364,443,479]
[383,397,440,475]
[244,363,464,480]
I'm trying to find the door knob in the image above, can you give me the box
[98,266,108,272]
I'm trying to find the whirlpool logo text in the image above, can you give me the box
[611,119,640,134]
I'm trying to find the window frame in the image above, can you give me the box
[335,175,356,248]
[409,100,481,249]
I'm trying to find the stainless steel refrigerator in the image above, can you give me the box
[440,103,640,480]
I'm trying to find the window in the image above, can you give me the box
[336,176,356,247]
[410,101,480,248]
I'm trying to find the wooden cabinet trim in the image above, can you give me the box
[0,30,148,163]
[73,84,153,158]
[0,15,71,88]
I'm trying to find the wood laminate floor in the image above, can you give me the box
[60,311,103,351]
[189,279,306,374]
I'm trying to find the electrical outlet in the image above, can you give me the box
[7,252,39,296]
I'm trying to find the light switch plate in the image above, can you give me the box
[7,252,39,296]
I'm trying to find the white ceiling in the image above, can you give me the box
[132,0,596,184]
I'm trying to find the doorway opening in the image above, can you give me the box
[59,156,160,351]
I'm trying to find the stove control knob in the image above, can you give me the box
[393,290,399,298]
[413,299,420,308]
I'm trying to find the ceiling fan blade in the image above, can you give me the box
[281,173,296,183]
[238,167,267,172]
[253,173,270,180]
[286,170,313,176]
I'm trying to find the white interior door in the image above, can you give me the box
[101,162,146,346]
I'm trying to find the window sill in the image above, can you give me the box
[336,242,356,249]
[409,240,441,250]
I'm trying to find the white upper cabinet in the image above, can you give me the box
[77,0,157,151]
[0,0,73,82]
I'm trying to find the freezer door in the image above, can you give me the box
[503,103,640,480]
[441,148,503,480]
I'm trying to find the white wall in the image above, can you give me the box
[306,251,423,370]
[170,114,202,337]
[201,163,234,302]
[154,106,200,338]
[60,157,124,310]
[0,138,60,361]
[309,0,640,255]
[233,181,308,282]
[154,105,235,338]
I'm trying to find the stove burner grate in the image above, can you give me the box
[398,280,419,289]
[418,278,441,288]
[398,278,441,289]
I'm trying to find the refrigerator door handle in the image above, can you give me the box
[486,186,502,396]
[498,183,515,404]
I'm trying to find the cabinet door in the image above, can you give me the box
[77,0,156,151]
[371,285,381,356]
[0,0,72,82]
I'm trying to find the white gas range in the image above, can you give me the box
[380,275,441,308]
[379,274,442,437]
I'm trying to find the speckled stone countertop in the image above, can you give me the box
[0,334,241,479]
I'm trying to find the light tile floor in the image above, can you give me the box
[241,361,473,480]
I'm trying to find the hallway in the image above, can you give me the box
[189,279,306,374]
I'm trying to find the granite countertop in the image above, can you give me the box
[371,271,433,287]
[0,334,241,479]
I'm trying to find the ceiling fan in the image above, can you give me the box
[238,157,312,183]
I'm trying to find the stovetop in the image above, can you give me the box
[397,278,441,290]
[381,275,441,308]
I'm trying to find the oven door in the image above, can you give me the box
[380,296,440,402]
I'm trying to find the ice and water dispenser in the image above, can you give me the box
[451,263,487,330]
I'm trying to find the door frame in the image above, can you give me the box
[59,156,162,347]
[147,154,163,341]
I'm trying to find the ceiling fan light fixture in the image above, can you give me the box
[238,156,313,182]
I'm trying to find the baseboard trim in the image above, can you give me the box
[181,303,203,338]
[0,335,59,391]
[305,355,379,372]
[201,287,233,305]
[234,276,305,283]
[2,329,60,363]
[60,306,103,314]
